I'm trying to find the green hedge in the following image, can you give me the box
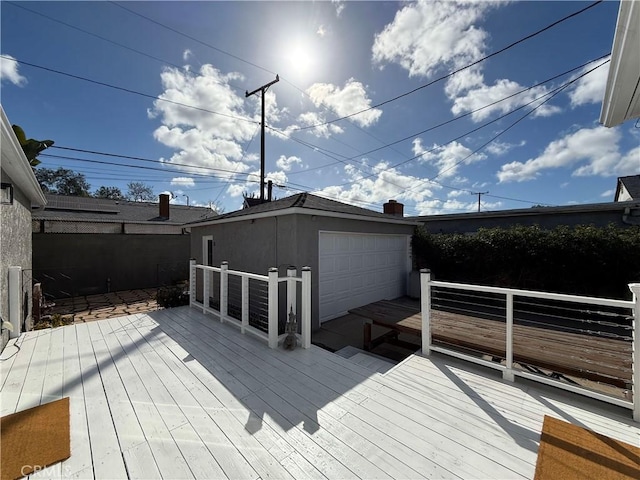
[412,224,640,299]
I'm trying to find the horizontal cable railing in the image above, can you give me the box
[421,270,639,422]
[190,261,311,349]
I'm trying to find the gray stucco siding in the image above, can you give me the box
[1,169,33,344]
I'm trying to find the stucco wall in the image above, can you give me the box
[190,213,415,330]
[1,170,33,348]
[33,233,191,298]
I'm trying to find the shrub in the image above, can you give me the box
[412,224,640,298]
[157,284,189,308]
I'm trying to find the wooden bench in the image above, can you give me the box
[349,300,632,388]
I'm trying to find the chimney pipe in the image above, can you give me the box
[267,180,273,201]
[159,194,170,219]
[383,199,404,217]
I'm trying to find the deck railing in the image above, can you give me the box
[420,269,640,422]
[189,260,311,349]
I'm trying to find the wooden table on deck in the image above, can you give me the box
[349,300,632,388]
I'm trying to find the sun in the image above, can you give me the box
[287,45,314,79]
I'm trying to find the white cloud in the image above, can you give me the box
[288,111,345,138]
[183,49,192,62]
[306,78,382,128]
[497,126,638,183]
[567,58,610,107]
[151,63,265,182]
[371,1,561,122]
[448,78,562,122]
[486,139,526,156]
[170,177,196,188]
[332,0,344,17]
[317,25,327,37]
[276,155,302,172]
[315,161,440,210]
[372,0,496,77]
[600,189,615,198]
[414,198,502,216]
[0,54,26,86]
[412,138,486,178]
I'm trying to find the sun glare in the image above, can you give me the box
[287,45,314,78]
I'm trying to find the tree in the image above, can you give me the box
[35,167,90,196]
[94,186,124,200]
[126,182,154,202]
[12,125,54,167]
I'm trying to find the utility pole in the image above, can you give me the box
[246,75,279,202]
[472,191,488,212]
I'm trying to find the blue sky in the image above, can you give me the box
[1,1,638,215]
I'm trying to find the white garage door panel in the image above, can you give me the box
[319,232,409,323]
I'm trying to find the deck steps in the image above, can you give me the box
[334,346,398,374]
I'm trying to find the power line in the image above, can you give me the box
[293,0,604,131]
[0,55,256,126]
[285,53,609,176]
[5,1,247,93]
[109,1,276,77]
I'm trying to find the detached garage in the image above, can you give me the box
[188,193,417,331]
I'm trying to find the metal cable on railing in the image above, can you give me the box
[420,270,639,420]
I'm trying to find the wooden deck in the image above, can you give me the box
[1,306,638,479]
[351,300,633,388]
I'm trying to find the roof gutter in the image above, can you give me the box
[1,106,47,206]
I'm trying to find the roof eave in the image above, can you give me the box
[188,206,419,228]
[600,1,640,127]
[0,106,47,206]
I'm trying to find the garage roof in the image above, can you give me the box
[188,192,418,227]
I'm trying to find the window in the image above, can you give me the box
[1,183,13,205]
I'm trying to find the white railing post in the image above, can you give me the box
[8,266,22,338]
[287,266,297,320]
[189,259,196,307]
[220,262,228,323]
[268,267,279,349]
[202,266,209,314]
[504,293,515,382]
[241,275,249,334]
[301,267,311,349]
[420,269,431,356]
[629,283,640,422]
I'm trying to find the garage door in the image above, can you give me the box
[319,232,410,323]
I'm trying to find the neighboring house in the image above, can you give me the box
[187,194,417,329]
[32,193,218,298]
[1,105,47,350]
[601,0,640,127]
[615,175,640,202]
[409,200,640,234]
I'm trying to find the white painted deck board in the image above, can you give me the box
[2,305,638,480]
